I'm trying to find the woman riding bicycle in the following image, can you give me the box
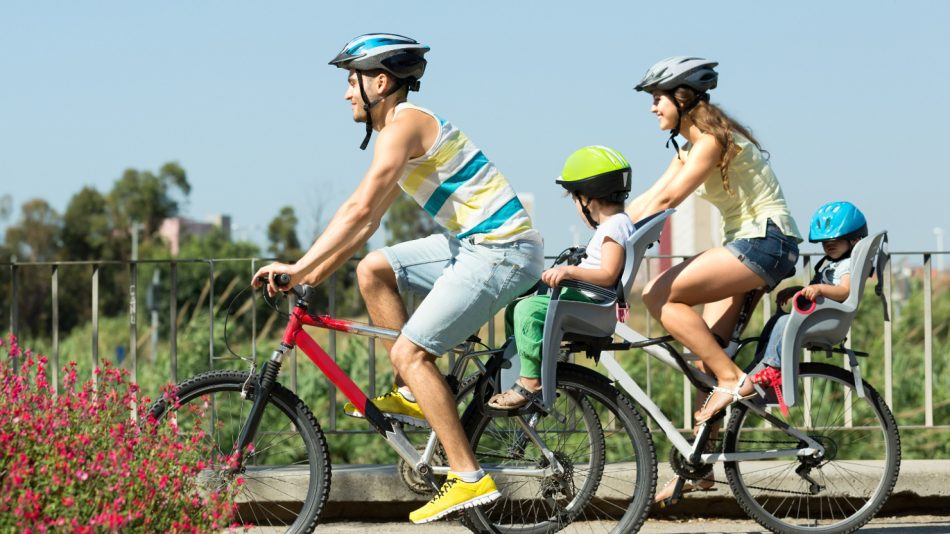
[624,56,803,501]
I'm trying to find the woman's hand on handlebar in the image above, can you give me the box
[252,262,302,297]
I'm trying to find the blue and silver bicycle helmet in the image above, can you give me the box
[329,33,430,149]
[808,201,868,243]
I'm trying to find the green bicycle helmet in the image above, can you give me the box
[556,146,632,228]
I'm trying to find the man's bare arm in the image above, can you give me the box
[253,117,421,292]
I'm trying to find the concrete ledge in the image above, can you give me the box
[245,460,950,520]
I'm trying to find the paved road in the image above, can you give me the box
[277,515,950,533]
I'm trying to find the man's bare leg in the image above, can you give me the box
[357,251,409,385]
[390,336,478,471]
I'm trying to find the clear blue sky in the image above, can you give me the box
[2,1,949,256]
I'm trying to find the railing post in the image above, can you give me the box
[250,259,257,365]
[92,263,100,383]
[208,261,215,371]
[368,320,377,398]
[10,261,17,342]
[51,265,60,394]
[170,262,178,384]
[883,256,893,408]
[129,261,138,384]
[328,272,337,431]
[923,254,933,427]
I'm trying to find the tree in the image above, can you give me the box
[266,206,303,260]
[61,187,112,260]
[383,193,440,246]
[5,198,61,262]
[108,162,191,241]
[0,194,11,222]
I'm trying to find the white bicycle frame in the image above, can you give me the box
[600,321,826,465]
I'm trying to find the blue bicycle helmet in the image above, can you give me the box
[329,33,430,150]
[808,201,868,243]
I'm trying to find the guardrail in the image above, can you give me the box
[2,251,947,432]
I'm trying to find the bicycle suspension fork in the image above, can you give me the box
[232,343,291,470]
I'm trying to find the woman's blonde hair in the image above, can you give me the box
[671,87,764,195]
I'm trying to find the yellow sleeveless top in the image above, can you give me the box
[682,133,802,244]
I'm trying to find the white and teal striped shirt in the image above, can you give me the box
[394,103,540,244]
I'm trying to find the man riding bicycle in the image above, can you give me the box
[253,33,543,524]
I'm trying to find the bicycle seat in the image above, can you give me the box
[537,209,674,409]
[778,231,888,407]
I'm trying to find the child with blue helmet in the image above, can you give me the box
[752,201,869,406]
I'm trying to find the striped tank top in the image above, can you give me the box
[394,103,540,244]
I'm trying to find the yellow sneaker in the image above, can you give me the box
[343,386,428,428]
[409,473,501,524]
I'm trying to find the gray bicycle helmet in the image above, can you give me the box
[329,33,431,150]
[634,56,719,155]
[634,56,718,94]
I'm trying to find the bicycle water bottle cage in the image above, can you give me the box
[537,209,674,410]
[777,231,888,408]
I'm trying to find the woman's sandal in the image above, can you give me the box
[488,382,541,411]
[654,475,716,508]
[694,373,757,425]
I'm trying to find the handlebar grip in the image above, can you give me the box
[257,273,292,287]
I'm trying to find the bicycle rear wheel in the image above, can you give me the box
[723,362,900,534]
[461,363,656,534]
[148,370,331,534]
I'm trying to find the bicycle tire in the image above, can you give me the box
[148,370,331,534]
[723,362,900,534]
[461,363,656,534]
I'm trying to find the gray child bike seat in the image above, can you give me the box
[778,231,889,407]
[537,209,674,409]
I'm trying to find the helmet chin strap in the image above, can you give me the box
[666,92,710,158]
[356,72,405,150]
[578,196,599,229]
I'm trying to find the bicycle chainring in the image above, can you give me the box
[669,445,713,481]
[397,445,447,496]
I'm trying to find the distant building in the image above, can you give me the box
[159,215,231,256]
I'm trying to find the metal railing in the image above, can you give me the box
[2,250,947,432]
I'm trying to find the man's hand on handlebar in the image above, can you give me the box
[252,262,301,297]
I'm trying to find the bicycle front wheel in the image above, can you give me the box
[462,363,656,534]
[148,370,331,534]
[723,362,901,534]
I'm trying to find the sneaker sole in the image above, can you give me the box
[343,410,430,429]
[410,490,501,524]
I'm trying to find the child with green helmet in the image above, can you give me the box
[488,146,635,409]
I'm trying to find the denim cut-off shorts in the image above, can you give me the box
[725,220,800,291]
[380,233,544,356]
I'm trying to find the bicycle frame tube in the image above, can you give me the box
[279,308,424,464]
[605,321,827,463]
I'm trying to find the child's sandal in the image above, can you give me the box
[488,383,541,411]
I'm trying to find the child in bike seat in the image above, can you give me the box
[752,201,869,407]
[488,146,635,410]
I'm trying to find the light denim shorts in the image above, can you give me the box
[380,233,544,356]
[725,220,800,290]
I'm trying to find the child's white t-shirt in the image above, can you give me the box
[815,257,851,286]
[577,213,636,288]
